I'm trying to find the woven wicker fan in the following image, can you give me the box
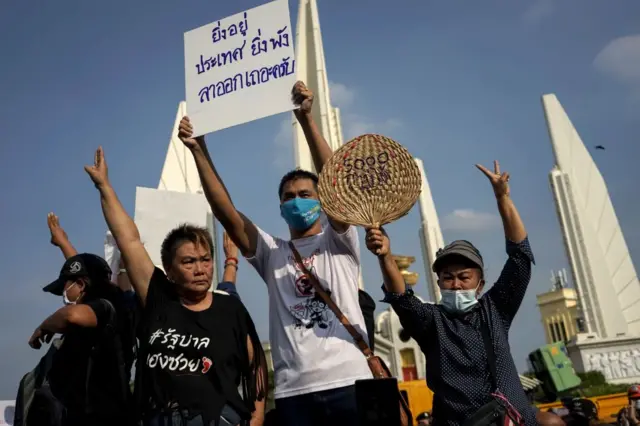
[318,134,422,228]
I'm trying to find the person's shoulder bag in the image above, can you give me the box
[288,242,412,426]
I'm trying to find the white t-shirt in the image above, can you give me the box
[246,222,372,399]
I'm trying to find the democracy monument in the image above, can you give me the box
[539,94,640,384]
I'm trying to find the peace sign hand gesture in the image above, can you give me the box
[476,160,510,199]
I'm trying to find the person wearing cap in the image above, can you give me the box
[47,211,136,296]
[365,161,535,426]
[84,146,267,426]
[561,398,598,426]
[28,253,135,426]
[617,385,640,426]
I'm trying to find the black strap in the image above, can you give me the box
[288,241,373,358]
[479,303,498,392]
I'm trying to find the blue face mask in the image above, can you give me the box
[440,286,480,313]
[280,198,321,231]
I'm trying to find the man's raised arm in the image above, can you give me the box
[177,117,259,258]
[292,81,349,233]
[478,161,534,324]
[476,161,527,244]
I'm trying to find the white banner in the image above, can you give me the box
[184,0,296,136]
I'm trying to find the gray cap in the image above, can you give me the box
[432,240,484,273]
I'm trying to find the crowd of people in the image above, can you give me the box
[17,81,635,426]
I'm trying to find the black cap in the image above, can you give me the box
[432,240,484,273]
[43,253,112,296]
[562,398,598,420]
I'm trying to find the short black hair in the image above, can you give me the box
[160,224,214,270]
[278,169,319,199]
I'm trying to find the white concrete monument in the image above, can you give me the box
[415,158,444,303]
[292,0,344,173]
[290,0,362,289]
[376,304,428,381]
[543,94,640,382]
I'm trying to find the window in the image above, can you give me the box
[549,323,558,342]
[560,321,568,341]
[400,348,418,381]
[553,322,562,343]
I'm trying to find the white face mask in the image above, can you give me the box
[440,283,482,313]
[63,283,78,306]
[634,399,640,410]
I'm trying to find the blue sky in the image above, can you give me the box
[1,0,639,399]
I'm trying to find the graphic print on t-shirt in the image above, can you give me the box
[288,249,334,329]
[292,249,319,297]
[146,328,211,376]
[290,291,334,329]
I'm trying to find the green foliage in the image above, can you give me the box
[266,370,275,412]
[568,372,630,397]
[577,371,607,387]
[571,383,630,398]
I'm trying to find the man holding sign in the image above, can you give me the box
[177,81,371,426]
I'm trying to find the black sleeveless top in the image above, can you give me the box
[135,268,266,424]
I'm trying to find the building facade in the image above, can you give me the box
[537,287,579,345]
[537,269,581,345]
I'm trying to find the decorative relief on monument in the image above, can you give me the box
[583,349,640,380]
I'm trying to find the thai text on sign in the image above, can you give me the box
[184,0,297,136]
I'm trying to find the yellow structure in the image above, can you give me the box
[536,287,579,344]
[393,255,419,286]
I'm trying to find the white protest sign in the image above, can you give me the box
[184,0,296,136]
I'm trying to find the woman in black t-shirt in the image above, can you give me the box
[85,147,267,426]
